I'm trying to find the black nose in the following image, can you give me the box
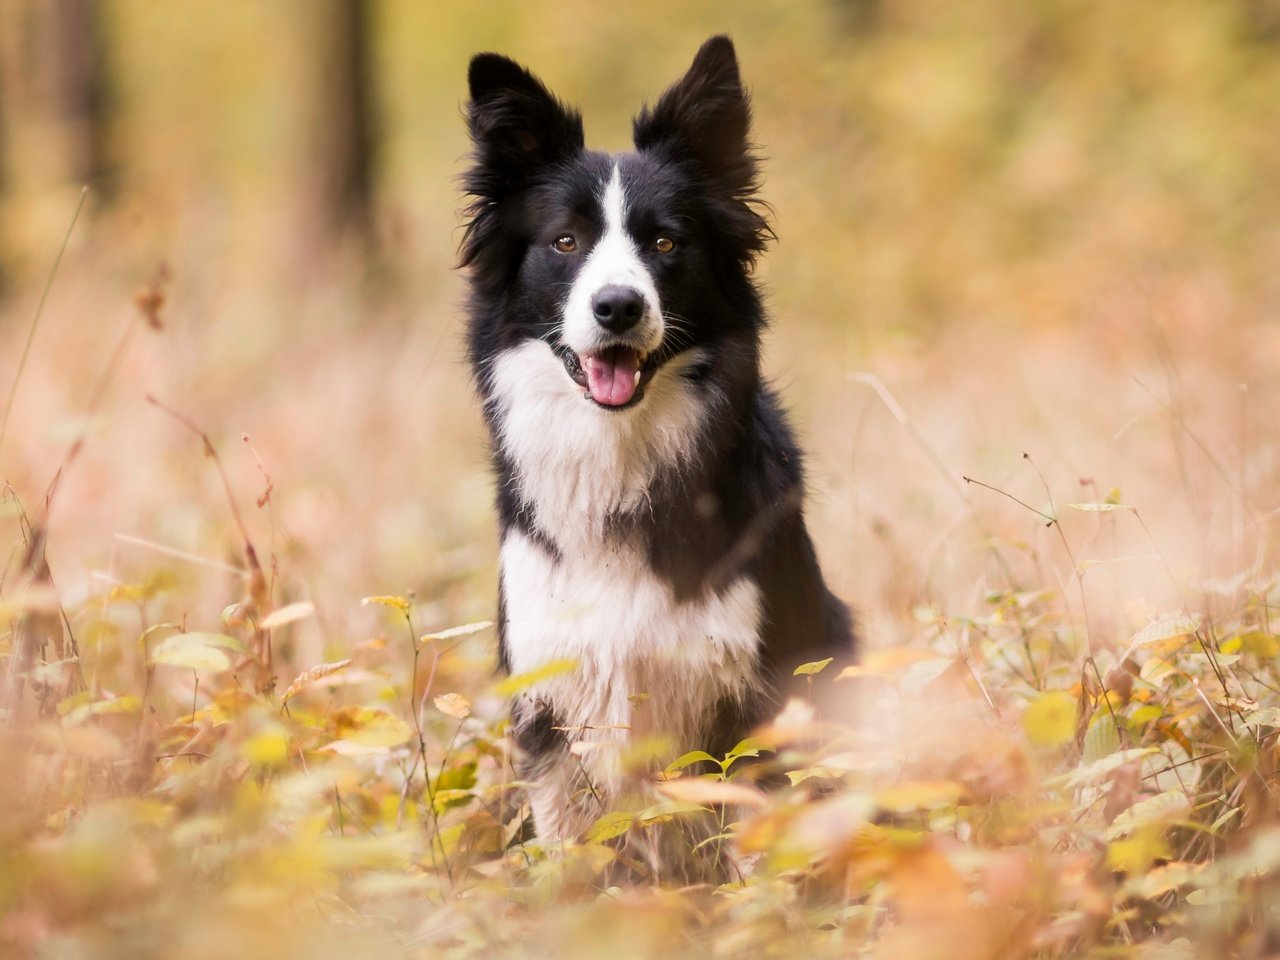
[591,285,645,332]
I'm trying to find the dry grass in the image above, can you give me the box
[2,227,1278,957]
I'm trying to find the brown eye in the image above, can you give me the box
[654,236,675,254]
[552,235,577,253]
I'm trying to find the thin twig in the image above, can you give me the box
[0,187,89,462]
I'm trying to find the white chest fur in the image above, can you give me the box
[487,339,711,547]
[489,340,762,793]
[501,530,761,775]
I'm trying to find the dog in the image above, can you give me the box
[460,35,853,860]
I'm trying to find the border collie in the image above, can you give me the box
[460,35,853,853]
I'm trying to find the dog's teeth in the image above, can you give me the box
[633,370,641,387]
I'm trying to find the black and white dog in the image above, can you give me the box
[461,36,853,846]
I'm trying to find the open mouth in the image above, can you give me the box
[560,345,659,410]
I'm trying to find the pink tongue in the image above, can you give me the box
[583,349,640,406]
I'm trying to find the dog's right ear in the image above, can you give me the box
[461,55,583,270]
[466,54,584,196]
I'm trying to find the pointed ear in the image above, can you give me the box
[465,53,584,196]
[633,36,758,198]
[461,54,583,269]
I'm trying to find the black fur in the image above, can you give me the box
[461,36,853,776]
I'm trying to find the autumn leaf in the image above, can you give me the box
[433,693,471,720]
[793,657,833,676]
[420,621,493,643]
[1023,690,1077,747]
[151,633,233,672]
[494,658,578,696]
[281,658,352,701]
[362,595,411,614]
[259,601,315,629]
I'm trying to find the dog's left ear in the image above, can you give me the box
[633,36,757,199]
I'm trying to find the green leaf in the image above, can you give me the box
[1128,704,1164,729]
[793,657,833,676]
[1082,712,1120,766]
[434,762,477,792]
[725,736,769,764]
[664,751,719,777]
[430,789,475,814]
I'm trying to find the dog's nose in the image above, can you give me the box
[591,285,645,332]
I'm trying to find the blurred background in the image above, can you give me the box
[5,4,1280,956]
[2,0,1279,659]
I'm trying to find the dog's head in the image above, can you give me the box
[461,36,770,411]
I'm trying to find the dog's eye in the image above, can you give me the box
[552,235,578,253]
[654,236,675,254]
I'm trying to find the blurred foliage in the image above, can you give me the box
[5,486,1280,957]
[3,1,1280,958]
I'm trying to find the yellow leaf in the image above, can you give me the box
[62,695,141,726]
[362,595,411,614]
[420,621,493,643]
[494,658,578,696]
[151,634,231,672]
[433,693,471,720]
[1130,616,1199,649]
[1237,631,1280,657]
[1023,690,1076,747]
[585,811,634,843]
[281,659,353,701]
[172,631,245,651]
[876,780,966,811]
[1107,825,1170,873]
[341,710,414,748]
[260,601,315,630]
[793,657,833,676]
[658,777,768,808]
[243,729,290,768]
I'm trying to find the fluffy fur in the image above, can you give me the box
[460,35,853,858]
